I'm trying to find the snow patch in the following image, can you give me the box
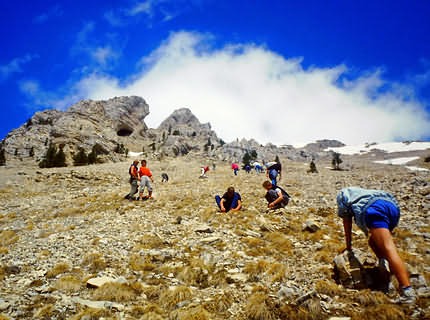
[326,142,430,155]
[128,151,144,157]
[374,156,420,165]
[405,166,429,172]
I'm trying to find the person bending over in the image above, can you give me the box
[262,181,290,209]
[215,187,242,213]
[336,187,416,304]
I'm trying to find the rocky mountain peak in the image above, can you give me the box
[158,108,211,131]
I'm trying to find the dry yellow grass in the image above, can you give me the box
[160,286,192,310]
[93,282,142,302]
[129,254,156,271]
[245,292,276,320]
[0,230,19,246]
[0,248,8,254]
[315,280,342,297]
[81,252,106,272]
[266,263,288,283]
[172,305,212,320]
[351,304,406,320]
[70,308,111,320]
[0,315,10,320]
[46,263,70,278]
[34,304,54,319]
[204,292,234,313]
[54,275,82,292]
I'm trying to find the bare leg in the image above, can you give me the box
[369,228,410,288]
[368,236,384,259]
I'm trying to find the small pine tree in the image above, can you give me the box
[332,152,343,170]
[192,132,197,137]
[173,130,180,136]
[220,139,225,146]
[275,155,280,164]
[53,146,67,167]
[250,150,258,160]
[243,152,251,166]
[168,125,172,135]
[73,148,88,166]
[88,145,98,164]
[150,143,156,151]
[0,148,6,166]
[308,160,318,173]
[125,148,129,157]
[14,148,18,156]
[29,147,34,157]
[44,138,49,146]
[39,144,58,168]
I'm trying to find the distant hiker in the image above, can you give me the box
[336,187,416,304]
[255,163,263,173]
[212,163,216,171]
[138,160,154,200]
[200,166,209,178]
[215,187,242,213]
[266,161,282,186]
[262,180,290,209]
[125,160,139,200]
[232,163,239,176]
[244,164,251,173]
[308,159,318,173]
[161,173,169,182]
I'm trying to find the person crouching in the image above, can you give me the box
[262,181,290,209]
[215,187,242,213]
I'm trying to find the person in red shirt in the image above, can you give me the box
[138,160,154,200]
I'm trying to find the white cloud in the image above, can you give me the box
[30,31,430,145]
[0,54,38,82]
[104,10,126,27]
[92,46,118,65]
[128,1,154,16]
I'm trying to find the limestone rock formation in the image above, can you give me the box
[1,96,150,164]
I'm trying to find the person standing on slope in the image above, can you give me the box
[138,160,154,200]
[266,161,282,186]
[336,187,416,304]
[125,160,139,200]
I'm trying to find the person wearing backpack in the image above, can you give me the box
[125,160,139,200]
[266,162,282,186]
[262,180,290,209]
[336,187,416,304]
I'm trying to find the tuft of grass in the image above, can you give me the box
[205,292,234,313]
[177,266,209,288]
[0,315,11,320]
[136,234,166,249]
[81,252,106,272]
[0,247,8,254]
[0,230,19,246]
[93,282,142,302]
[244,260,269,278]
[34,304,54,319]
[160,286,192,310]
[266,263,287,283]
[54,275,81,292]
[265,232,292,252]
[245,292,276,320]
[46,263,70,278]
[172,305,212,320]
[315,280,342,297]
[351,304,405,320]
[129,254,156,271]
[70,308,111,320]
[352,290,390,306]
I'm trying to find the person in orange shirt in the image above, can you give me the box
[138,160,154,200]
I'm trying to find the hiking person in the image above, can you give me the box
[200,166,209,178]
[255,163,263,173]
[161,173,169,182]
[262,181,290,209]
[125,160,139,200]
[266,161,282,186]
[232,163,239,176]
[138,160,154,200]
[336,187,416,304]
[244,164,251,173]
[215,187,242,213]
[212,163,216,171]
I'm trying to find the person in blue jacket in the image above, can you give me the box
[336,187,416,304]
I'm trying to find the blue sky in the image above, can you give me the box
[1,0,430,144]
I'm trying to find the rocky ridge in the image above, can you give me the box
[1,96,345,167]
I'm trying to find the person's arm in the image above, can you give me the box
[220,199,226,212]
[266,169,269,177]
[278,170,282,181]
[343,217,353,251]
[231,200,242,212]
[269,190,283,207]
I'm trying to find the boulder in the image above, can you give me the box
[303,220,320,233]
[86,276,115,288]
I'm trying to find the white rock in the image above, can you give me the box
[86,276,115,288]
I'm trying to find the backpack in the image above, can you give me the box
[276,186,291,200]
[129,164,138,176]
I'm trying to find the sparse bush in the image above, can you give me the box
[93,282,141,302]
[46,263,70,278]
[40,144,66,168]
[114,143,126,154]
[308,159,318,173]
[73,148,88,166]
[0,148,5,166]
[53,145,67,167]
[173,130,180,136]
[332,152,343,170]
[243,152,251,166]
[245,292,276,320]
[29,147,34,157]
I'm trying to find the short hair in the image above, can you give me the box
[141,159,147,164]
[133,160,139,164]
[262,181,272,188]
[227,187,235,194]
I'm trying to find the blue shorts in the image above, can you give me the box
[365,200,400,231]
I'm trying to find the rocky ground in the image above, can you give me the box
[0,156,429,320]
